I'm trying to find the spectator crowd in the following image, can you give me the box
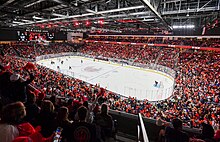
[0,39,219,142]
[88,36,220,48]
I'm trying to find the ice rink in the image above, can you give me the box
[37,56,175,101]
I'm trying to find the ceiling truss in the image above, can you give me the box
[0,0,219,33]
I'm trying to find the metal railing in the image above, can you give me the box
[137,113,149,142]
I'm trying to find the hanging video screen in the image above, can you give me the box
[17,31,28,41]
[17,31,55,41]
[29,32,55,41]
[47,32,55,40]
[29,32,46,41]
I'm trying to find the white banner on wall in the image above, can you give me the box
[67,32,83,41]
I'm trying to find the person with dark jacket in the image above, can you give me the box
[200,123,216,142]
[55,106,72,142]
[35,100,57,137]
[67,106,101,142]
[0,71,12,105]
[9,70,34,103]
[24,92,40,125]
[165,118,189,142]
[95,103,113,141]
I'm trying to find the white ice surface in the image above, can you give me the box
[37,56,175,101]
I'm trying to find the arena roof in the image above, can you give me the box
[0,0,219,33]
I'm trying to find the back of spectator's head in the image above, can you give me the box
[0,71,11,82]
[10,73,20,82]
[27,92,36,104]
[50,95,57,105]
[77,106,88,121]
[41,100,54,112]
[172,118,183,130]
[83,101,88,108]
[202,123,215,139]
[0,63,4,70]
[1,102,26,124]
[67,99,73,106]
[101,103,108,114]
[37,92,45,101]
[57,106,69,121]
[156,118,164,126]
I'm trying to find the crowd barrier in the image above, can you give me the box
[109,109,201,142]
[138,113,150,142]
[124,85,174,102]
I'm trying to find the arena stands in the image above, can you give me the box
[0,38,219,142]
[88,36,220,48]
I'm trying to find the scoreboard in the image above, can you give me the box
[29,32,46,41]
[17,31,28,41]
[47,33,55,40]
[17,31,55,41]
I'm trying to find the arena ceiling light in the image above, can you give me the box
[172,25,195,29]
[12,21,24,24]
[85,9,97,14]
[18,5,145,26]
[24,0,45,8]
[33,16,44,20]
[52,13,68,17]
[78,12,152,21]
[11,24,17,27]
[142,18,155,22]
[22,19,34,23]
[97,5,145,14]
[51,0,67,6]
[105,0,111,3]
[141,0,171,30]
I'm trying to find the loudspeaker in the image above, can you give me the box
[136,24,140,29]
[83,33,89,39]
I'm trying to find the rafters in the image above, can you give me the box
[0,0,219,32]
[140,0,171,30]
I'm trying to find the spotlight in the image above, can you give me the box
[86,21,90,26]
[172,25,195,29]
[105,0,111,3]
[75,22,79,26]
[98,20,104,25]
